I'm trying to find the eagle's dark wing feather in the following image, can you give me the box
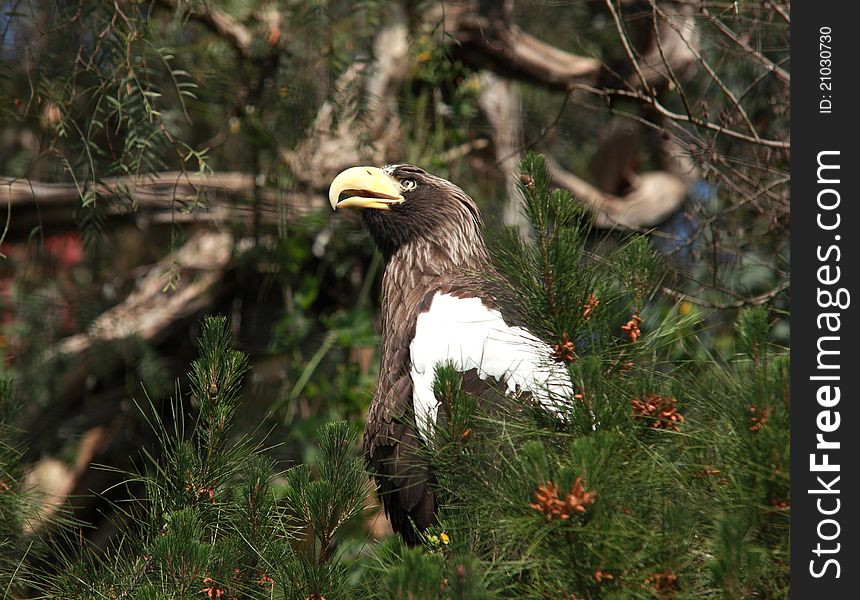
[364,362,437,544]
[365,277,548,542]
[364,272,436,543]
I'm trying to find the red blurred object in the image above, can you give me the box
[42,232,84,268]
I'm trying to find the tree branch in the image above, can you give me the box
[766,0,791,24]
[50,228,234,361]
[648,0,760,140]
[700,5,790,84]
[439,2,600,90]
[570,83,790,149]
[661,280,790,309]
[545,155,687,229]
[0,172,326,231]
[479,72,529,233]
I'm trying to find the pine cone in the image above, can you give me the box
[621,315,642,342]
[631,395,685,431]
[582,294,600,320]
[551,333,575,363]
[644,570,678,597]
[748,406,770,431]
[529,478,595,521]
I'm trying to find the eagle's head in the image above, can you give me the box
[329,164,484,259]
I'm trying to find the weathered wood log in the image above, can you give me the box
[0,172,325,233]
[478,72,528,233]
[50,229,233,361]
[545,155,687,229]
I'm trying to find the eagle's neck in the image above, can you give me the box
[383,236,489,303]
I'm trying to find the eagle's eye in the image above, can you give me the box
[400,178,417,191]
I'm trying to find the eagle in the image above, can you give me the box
[329,164,572,543]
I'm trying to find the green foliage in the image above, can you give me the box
[265,214,380,456]
[2,0,789,594]
[0,377,32,596]
[1,151,789,599]
[8,317,371,599]
[189,316,250,462]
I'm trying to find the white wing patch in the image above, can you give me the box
[409,293,573,440]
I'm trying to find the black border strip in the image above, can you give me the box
[791,3,859,596]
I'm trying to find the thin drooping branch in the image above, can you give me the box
[647,1,694,118]
[648,0,760,140]
[700,6,790,84]
[596,0,790,148]
[637,1,700,87]
[155,0,257,58]
[603,0,655,94]
[571,83,790,149]
[574,96,787,210]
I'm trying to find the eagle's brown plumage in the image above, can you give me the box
[360,165,494,542]
[329,164,565,543]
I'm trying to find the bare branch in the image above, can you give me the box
[661,280,790,309]
[638,2,699,87]
[766,0,791,24]
[603,0,655,94]
[649,0,760,140]
[569,97,787,209]
[0,172,326,229]
[436,138,491,163]
[699,6,790,84]
[570,83,790,149]
[647,2,694,118]
[50,229,234,361]
[439,3,600,90]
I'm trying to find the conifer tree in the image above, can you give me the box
[34,317,373,599]
[361,154,789,599]
[2,156,788,599]
[1,377,41,596]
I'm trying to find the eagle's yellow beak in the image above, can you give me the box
[329,166,404,211]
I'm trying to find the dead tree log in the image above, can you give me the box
[478,72,528,232]
[50,228,234,361]
[545,155,686,229]
[0,172,325,233]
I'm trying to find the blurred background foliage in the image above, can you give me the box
[0,0,788,596]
